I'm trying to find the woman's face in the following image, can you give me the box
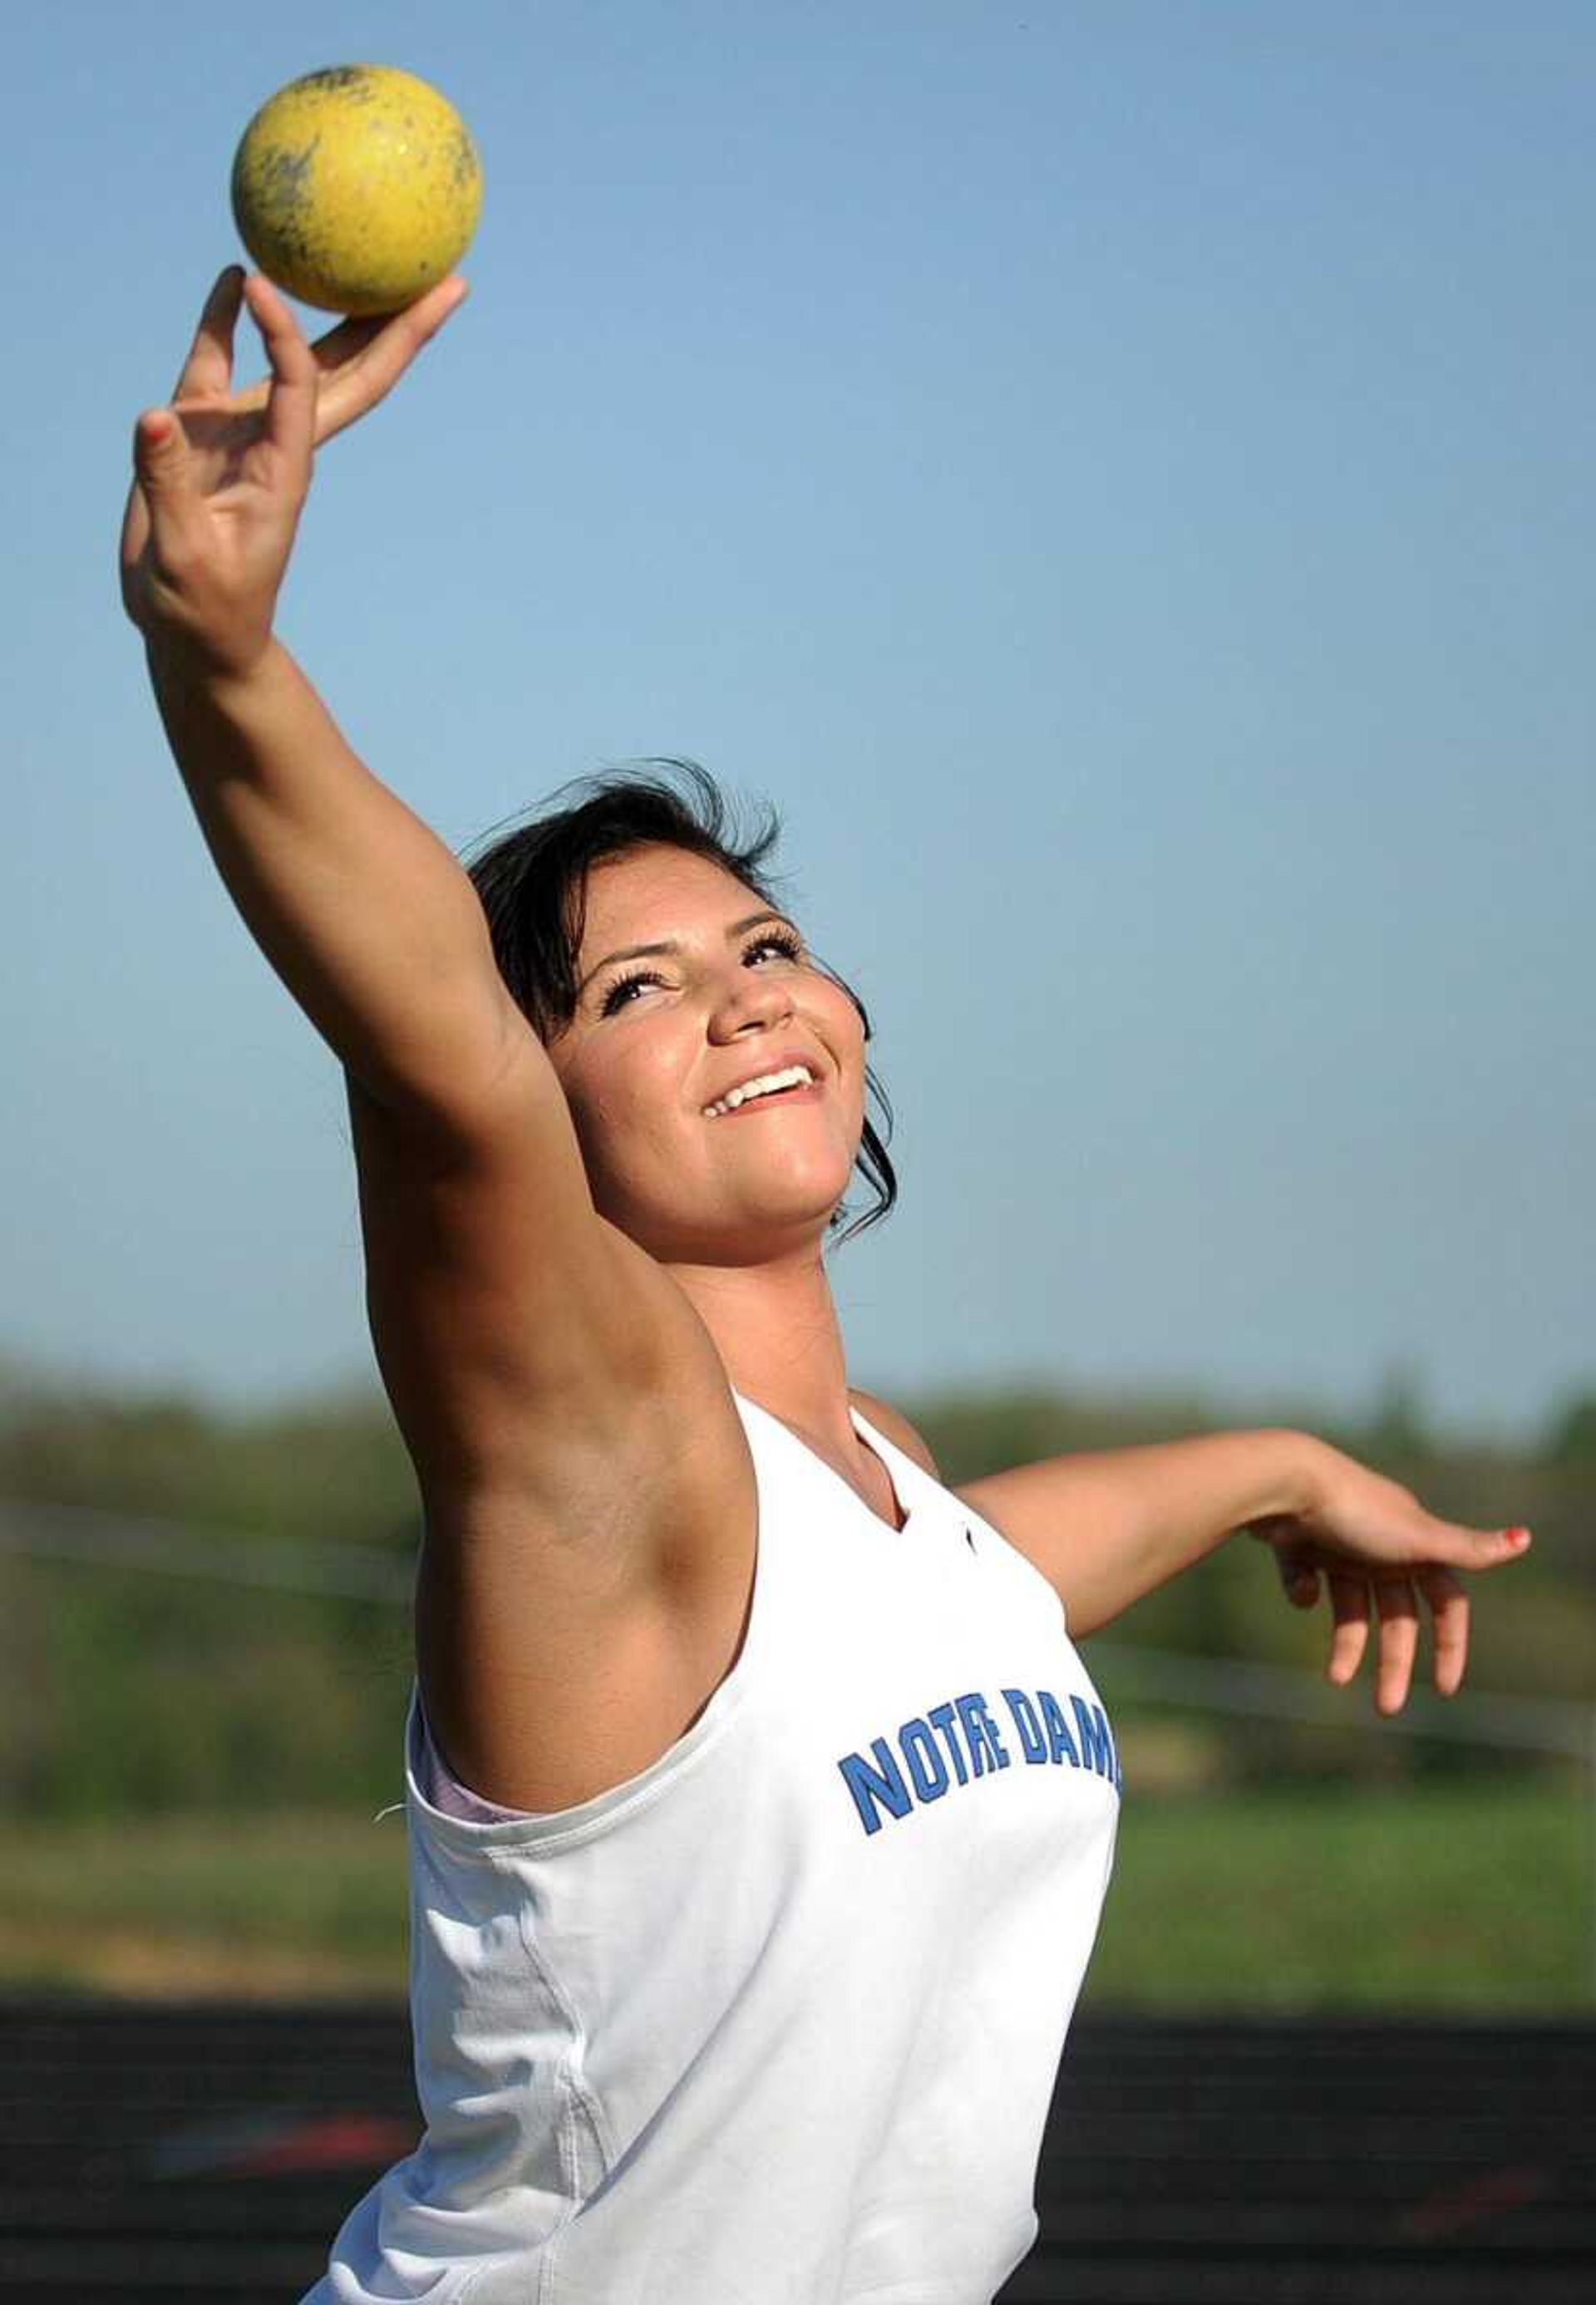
[548,845,869,1263]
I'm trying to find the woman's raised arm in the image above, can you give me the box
[122,271,754,1810]
[121,268,530,1135]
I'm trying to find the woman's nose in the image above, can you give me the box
[707,967,794,1042]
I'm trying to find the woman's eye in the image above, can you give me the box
[745,931,804,967]
[599,970,663,1017]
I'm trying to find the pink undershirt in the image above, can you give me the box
[417,1710,528,1823]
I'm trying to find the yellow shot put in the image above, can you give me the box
[230,64,482,316]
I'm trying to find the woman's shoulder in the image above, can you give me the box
[847,1387,942,1480]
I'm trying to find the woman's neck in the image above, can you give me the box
[667,1246,856,1457]
[666,1246,904,1529]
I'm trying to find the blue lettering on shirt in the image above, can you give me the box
[927,1701,972,1785]
[1071,1692,1117,1785]
[1039,1689,1079,1769]
[899,1716,950,1802]
[1000,1687,1047,1764]
[954,1691,1011,1776]
[972,1693,1011,1771]
[838,1738,914,1835]
[836,1683,1120,1835]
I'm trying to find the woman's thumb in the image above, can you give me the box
[133,408,188,492]
[1438,1521,1534,1569]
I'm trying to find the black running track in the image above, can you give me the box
[1,2002,1591,2303]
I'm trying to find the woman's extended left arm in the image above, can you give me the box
[958,1434,1532,1713]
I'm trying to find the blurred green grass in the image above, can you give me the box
[0,1811,408,1996]
[1,1779,1585,2007]
[1086,1779,1587,2010]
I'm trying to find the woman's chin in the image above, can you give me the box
[626,1187,850,1269]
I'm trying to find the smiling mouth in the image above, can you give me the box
[702,1063,816,1119]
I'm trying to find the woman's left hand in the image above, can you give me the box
[1249,1450,1531,1714]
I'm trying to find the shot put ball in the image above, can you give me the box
[230,64,482,316]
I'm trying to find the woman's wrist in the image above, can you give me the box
[1249,1429,1333,1523]
[146,627,281,700]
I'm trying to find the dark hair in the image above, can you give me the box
[462,761,896,1244]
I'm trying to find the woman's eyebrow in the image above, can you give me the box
[579,911,791,995]
[726,908,791,940]
[579,938,675,992]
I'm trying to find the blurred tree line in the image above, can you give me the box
[1,1351,1591,1820]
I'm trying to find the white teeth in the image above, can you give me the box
[703,1064,814,1119]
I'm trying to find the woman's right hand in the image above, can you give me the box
[120,266,467,681]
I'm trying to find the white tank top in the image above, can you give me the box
[303,1395,1121,2305]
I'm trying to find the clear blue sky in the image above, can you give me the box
[3,1,1591,1439]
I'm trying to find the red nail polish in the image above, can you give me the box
[1504,1526,1531,1546]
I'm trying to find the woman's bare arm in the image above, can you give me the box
[123,270,754,1807]
[123,269,526,1133]
[145,639,532,1134]
[961,1433,1530,1709]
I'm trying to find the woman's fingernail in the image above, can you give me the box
[1504,1526,1532,1547]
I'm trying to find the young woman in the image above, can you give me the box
[121,268,1530,2305]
